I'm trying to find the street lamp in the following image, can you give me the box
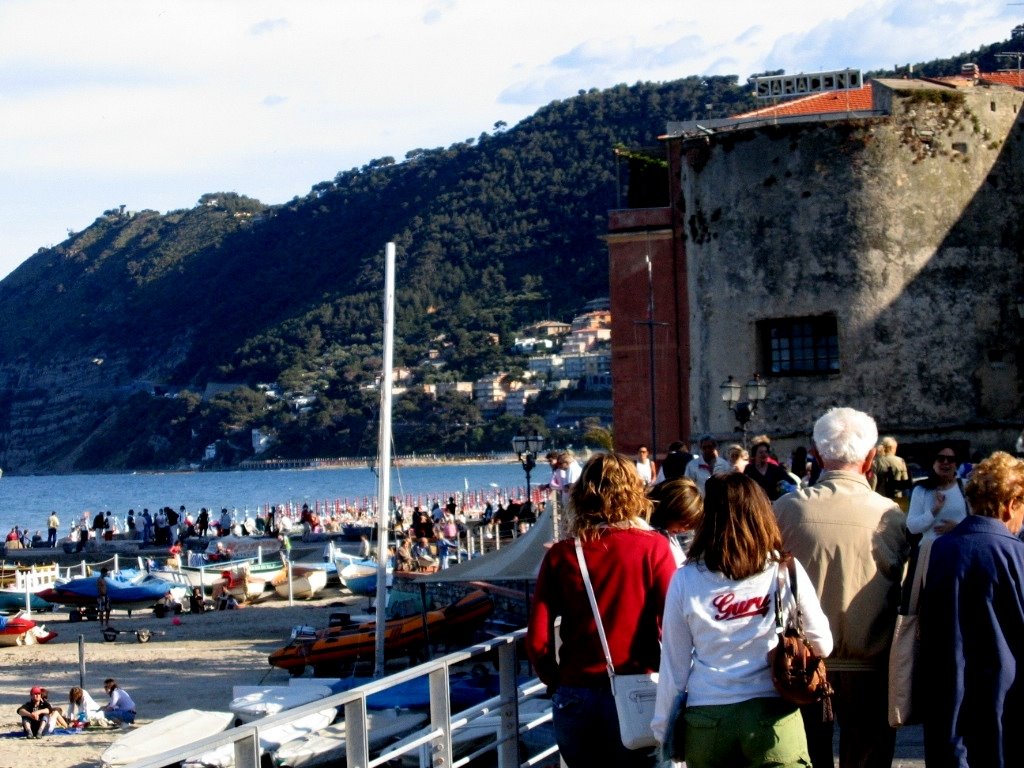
[512,432,545,508]
[720,374,768,448]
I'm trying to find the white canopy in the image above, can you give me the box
[416,511,555,583]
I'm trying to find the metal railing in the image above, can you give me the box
[119,628,557,768]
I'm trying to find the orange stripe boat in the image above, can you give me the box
[268,590,494,675]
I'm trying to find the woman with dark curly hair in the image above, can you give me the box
[921,451,1024,768]
[527,452,677,767]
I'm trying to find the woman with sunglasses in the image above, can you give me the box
[907,443,967,544]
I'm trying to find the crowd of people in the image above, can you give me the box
[17,678,136,739]
[527,406,1024,768]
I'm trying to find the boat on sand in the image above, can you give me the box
[273,709,427,768]
[0,612,57,646]
[267,590,494,676]
[182,707,337,768]
[272,566,329,600]
[229,684,333,723]
[101,709,235,767]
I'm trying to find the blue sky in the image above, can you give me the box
[0,0,1019,279]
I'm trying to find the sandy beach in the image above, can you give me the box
[0,592,376,768]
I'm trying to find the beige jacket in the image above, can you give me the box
[774,470,907,671]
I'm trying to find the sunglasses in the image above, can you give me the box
[935,454,957,463]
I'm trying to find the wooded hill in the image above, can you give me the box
[0,32,1017,472]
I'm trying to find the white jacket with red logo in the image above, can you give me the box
[651,556,833,742]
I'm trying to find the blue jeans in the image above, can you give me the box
[106,708,135,724]
[552,685,656,768]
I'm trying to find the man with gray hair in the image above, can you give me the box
[774,407,908,768]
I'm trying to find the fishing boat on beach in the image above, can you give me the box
[272,566,329,600]
[0,611,57,646]
[267,589,495,676]
[0,563,60,612]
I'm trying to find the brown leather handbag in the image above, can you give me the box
[767,556,834,719]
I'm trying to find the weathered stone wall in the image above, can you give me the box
[681,80,1024,451]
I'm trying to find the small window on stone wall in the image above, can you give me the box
[759,315,840,375]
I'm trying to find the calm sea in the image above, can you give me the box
[0,462,532,539]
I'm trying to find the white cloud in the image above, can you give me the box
[0,0,1019,278]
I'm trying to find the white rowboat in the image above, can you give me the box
[101,709,235,767]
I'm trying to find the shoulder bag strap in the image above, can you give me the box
[786,556,804,633]
[773,559,785,634]
[574,537,616,681]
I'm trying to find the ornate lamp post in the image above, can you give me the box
[512,432,545,507]
[720,374,768,448]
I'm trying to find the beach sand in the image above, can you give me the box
[0,592,377,768]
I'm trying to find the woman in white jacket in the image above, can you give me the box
[67,686,103,723]
[652,472,833,768]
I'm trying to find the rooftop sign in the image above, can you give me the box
[754,69,862,100]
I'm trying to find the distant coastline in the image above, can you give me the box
[1,452,521,479]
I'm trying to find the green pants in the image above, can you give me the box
[681,697,812,768]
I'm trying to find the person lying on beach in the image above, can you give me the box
[18,686,53,738]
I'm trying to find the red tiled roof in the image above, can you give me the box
[733,84,874,119]
[978,71,1024,88]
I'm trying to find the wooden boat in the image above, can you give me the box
[338,561,392,597]
[211,567,269,602]
[268,590,494,675]
[273,709,427,768]
[182,707,336,768]
[0,612,57,646]
[229,684,333,723]
[273,567,328,600]
[101,709,235,766]
[0,589,53,613]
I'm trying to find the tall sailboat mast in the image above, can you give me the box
[374,242,396,678]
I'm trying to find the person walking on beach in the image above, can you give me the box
[97,567,111,626]
[46,511,59,547]
[101,679,136,724]
[774,407,907,768]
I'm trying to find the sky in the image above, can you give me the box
[1,0,1020,280]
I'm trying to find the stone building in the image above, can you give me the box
[609,72,1024,460]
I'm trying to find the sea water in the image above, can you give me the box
[0,462,534,540]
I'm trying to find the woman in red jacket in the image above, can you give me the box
[527,452,677,767]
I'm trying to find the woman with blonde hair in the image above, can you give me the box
[921,451,1024,767]
[527,452,677,767]
[652,472,832,767]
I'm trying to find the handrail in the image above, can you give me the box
[119,628,550,768]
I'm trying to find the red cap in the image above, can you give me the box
[30,686,43,694]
